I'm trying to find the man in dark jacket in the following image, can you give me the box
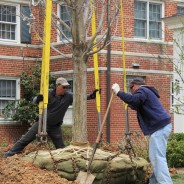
[112,77,173,184]
[3,77,98,158]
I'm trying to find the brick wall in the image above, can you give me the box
[0,124,30,144]
[0,0,176,145]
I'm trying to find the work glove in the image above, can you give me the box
[112,83,120,95]
[90,89,100,99]
[36,94,43,104]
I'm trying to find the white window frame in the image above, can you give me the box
[0,2,20,43]
[134,0,164,42]
[0,77,20,121]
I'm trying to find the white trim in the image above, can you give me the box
[0,55,41,61]
[98,50,173,59]
[177,3,184,7]
[123,37,173,45]
[51,67,173,75]
[16,4,21,43]
[0,121,20,125]
[163,15,184,30]
[50,36,174,46]
[0,42,41,47]
[57,3,60,43]
[0,49,173,60]
[1,0,29,4]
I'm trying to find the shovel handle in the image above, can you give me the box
[87,92,114,171]
[96,92,114,143]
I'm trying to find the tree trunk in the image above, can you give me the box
[72,50,87,143]
[71,0,88,143]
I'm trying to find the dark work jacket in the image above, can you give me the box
[117,86,171,135]
[47,89,73,126]
[34,89,91,126]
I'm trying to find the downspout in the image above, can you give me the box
[106,0,111,143]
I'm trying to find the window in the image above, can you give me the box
[177,6,184,14]
[67,79,73,92]
[0,4,16,40]
[59,5,72,40]
[0,3,31,43]
[0,79,20,119]
[134,1,163,40]
[20,5,31,43]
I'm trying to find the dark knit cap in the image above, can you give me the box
[128,77,145,88]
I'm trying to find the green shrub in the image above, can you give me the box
[167,133,184,167]
[169,133,184,141]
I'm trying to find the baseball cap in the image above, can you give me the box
[128,77,145,89]
[56,77,70,86]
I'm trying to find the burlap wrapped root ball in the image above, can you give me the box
[22,146,149,184]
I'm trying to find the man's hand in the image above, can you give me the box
[36,94,43,104]
[112,83,120,95]
[90,89,100,99]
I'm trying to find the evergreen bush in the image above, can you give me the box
[167,133,184,167]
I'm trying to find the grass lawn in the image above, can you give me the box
[172,174,184,184]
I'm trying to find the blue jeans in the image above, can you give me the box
[149,123,173,184]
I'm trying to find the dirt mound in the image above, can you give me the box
[0,148,79,184]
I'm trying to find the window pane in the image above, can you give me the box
[134,1,147,38]
[0,5,16,23]
[134,20,146,37]
[149,3,162,39]
[68,80,73,92]
[134,1,146,19]
[149,3,161,21]
[149,22,161,39]
[60,5,72,40]
[21,5,31,43]
[0,23,15,40]
[0,80,16,98]
[0,5,16,40]
[177,6,184,14]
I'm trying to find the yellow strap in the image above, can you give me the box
[91,0,100,113]
[39,0,52,115]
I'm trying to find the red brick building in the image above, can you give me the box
[0,0,183,144]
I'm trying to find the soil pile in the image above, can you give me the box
[0,146,79,184]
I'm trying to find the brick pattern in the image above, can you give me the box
[0,1,176,144]
[0,124,30,144]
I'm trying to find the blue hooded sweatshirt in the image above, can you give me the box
[117,86,171,135]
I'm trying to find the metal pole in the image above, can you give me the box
[106,0,111,143]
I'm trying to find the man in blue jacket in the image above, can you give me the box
[112,77,173,184]
[3,77,98,158]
